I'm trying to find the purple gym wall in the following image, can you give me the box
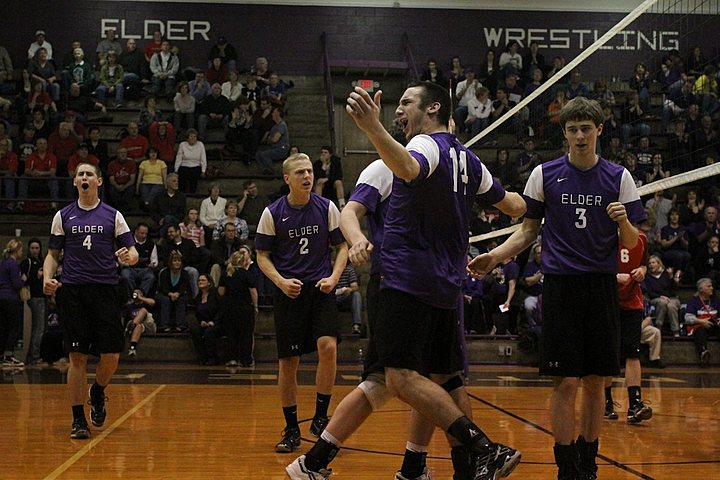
[2,1,717,79]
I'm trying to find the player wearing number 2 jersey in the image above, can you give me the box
[255,153,348,454]
[43,162,138,440]
[468,97,646,480]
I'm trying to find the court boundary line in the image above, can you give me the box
[467,392,655,480]
[42,384,167,480]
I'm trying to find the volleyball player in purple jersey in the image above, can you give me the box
[469,97,646,480]
[302,81,524,480]
[43,162,138,439]
[255,153,348,454]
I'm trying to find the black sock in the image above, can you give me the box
[72,404,86,422]
[314,393,331,419]
[130,341,138,349]
[553,442,579,477]
[451,446,471,479]
[90,382,105,399]
[305,438,339,471]
[447,416,491,451]
[282,405,298,430]
[400,449,425,478]
[627,386,641,408]
[604,386,613,404]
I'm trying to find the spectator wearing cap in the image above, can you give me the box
[208,36,238,72]
[453,67,482,134]
[28,30,53,61]
[96,28,123,66]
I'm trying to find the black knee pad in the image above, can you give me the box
[441,375,464,393]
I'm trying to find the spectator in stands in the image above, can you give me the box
[566,70,589,99]
[514,138,542,186]
[106,146,136,212]
[67,143,98,178]
[463,256,485,334]
[641,300,664,368]
[599,102,622,154]
[663,79,695,133]
[15,124,37,170]
[546,87,569,148]
[164,224,200,298]
[251,96,274,144]
[0,123,11,152]
[679,189,705,226]
[138,95,163,136]
[490,85,518,134]
[95,28,122,66]
[206,56,228,85]
[643,254,681,337]
[453,67,481,133]
[120,222,158,297]
[590,79,616,106]
[621,90,651,148]
[210,222,244,286]
[28,47,59,102]
[658,49,684,94]
[645,189,674,232]
[136,146,167,209]
[522,243,543,327]
[58,40,81,83]
[629,62,651,111]
[226,97,256,163]
[150,40,179,100]
[28,30,53,61]
[86,127,109,175]
[120,121,149,163]
[95,51,124,107]
[546,55,568,84]
[20,239,45,365]
[175,128,206,194]
[0,45,12,95]
[118,38,146,90]
[63,48,95,95]
[499,40,522,79]
[218,250,258,367]
[660,208,692,283]
[313,146,345,208]
[255,107,289,175]
[420,58,446,86]
[684,277,719,366]
[208,36,238,72]
[645,153,670,184]
[212,200,249,242]
[478,49,498,96]
[465,86,493,138]
[48,122,79,198]
[623,153,641,187]
[690,205,720,256]
[490,148,515,190]
[522,41,546,82]
[238,179,270,234]
[189,71,211,105]
[221,70,243,102]
[263,72,294,108]
[685,102,702,135]
[148,121,176,167]
[525,68,548,136]
[335,262,362,335]
[695,235,720,286]
[150,172,186,239]
[0,239,25,367]
[144,30,163,62]
[692,65,719,116]
[58,84,107,126]
[668,118,693,172]
[198,83,231,141]
[199,182,226,245]
[173,82,196,131]
[180,207,212,273]
[241,76,262,112]
[685,45,707,80]
[484,255,520,335]
[123,289,156,358]
[157,252,191,333]
[690,114,718,162]
[0,139,18,210]
[251,56,271,88]
[27,79,57,116]
[190,273,221,365]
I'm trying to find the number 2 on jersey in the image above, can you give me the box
[83,235,92,250]
[298,238,309,255]
[449,148,469,193]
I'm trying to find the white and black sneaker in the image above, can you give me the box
[2,356,24,367]
[286,455,332,479]
[471,443,521,480]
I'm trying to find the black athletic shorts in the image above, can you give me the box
[361,274,382,379]
[373,288,463,376]
[57,284,125,355]
[273,284,341,358]
[540,274,620,377]
[619,309,643,361]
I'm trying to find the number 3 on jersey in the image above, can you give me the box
[575,208,587,229]
[449,148,469,193]
[83,235,92,250]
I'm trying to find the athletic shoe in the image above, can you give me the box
[128,347,137,357]
[627,401,653,424]
[225,360,238,367]
[647,359,665,369]
[88,387,107,427]
[394,466,432,479]
[70,419,91,439]
[309,416,329,438]
[275,427,301,453]
[351,324,362,335]
[604,401,619,420]
[2,356,24,367]
[700,349,711,366]
[470,443,521,480]
[286,454,331,479]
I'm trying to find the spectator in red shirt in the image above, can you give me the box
[144,30,163,62]
[67,143,99,177]
[106,147,137,212]
[148,121,177,167]
[18,137,58,209]
[205,56,228,85]
[0,138,18,209]
[48,122,80,197]
[120,121,150,164]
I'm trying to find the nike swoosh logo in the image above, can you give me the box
[282,217,290,222]
[557,178,568,182]
[69,216,77,220]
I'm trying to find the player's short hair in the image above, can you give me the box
[75,162,101,178]
[282,153,311,174]
[559,96,604,129]
[408,81,451,127]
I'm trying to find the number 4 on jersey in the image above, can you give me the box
[83,235,92,250]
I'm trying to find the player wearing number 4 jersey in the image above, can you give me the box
[255,153,348,455]
[43,162,138,440]
[469,97,646,480]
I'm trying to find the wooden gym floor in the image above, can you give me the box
[2,363,719,479]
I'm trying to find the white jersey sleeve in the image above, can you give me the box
[256,207,276,237]
[619,169,641,204]
[114,211,131,237]
[476,162,495,195]
[406,134,440,177]
[523,164,545,203]
[50,211,64,237]
[355,159,393,202]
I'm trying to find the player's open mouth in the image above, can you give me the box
[81,183,89,190]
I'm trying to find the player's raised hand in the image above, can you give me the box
[606,202,628,223]
[467,253,496,279]
[348,239,373,266]
[279,278,303,299]
[346,87,382,133]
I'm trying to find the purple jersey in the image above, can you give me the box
[49,201,134,285]
[347,159,393,276]
[381,132,506,309]
[255,193,345,283]
[523,155,646,275]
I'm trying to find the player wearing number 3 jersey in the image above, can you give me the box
[43,162,138,440]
